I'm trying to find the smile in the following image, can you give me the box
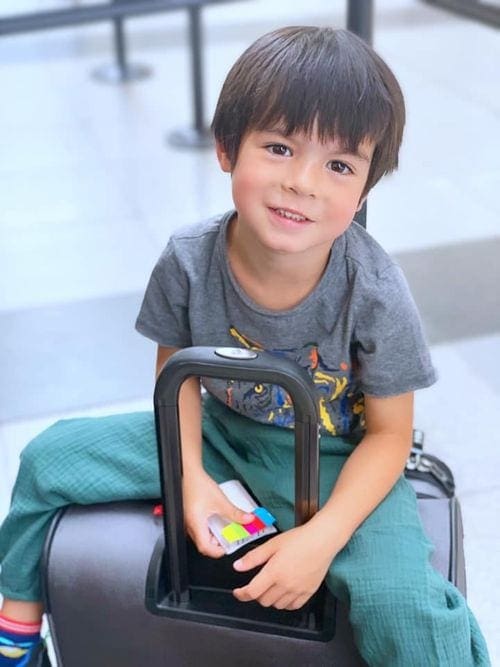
[270,207,311,223]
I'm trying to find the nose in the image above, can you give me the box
[282,159,317,198]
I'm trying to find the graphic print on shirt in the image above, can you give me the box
[220,327,365,435]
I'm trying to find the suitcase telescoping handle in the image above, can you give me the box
[154,346,320,602]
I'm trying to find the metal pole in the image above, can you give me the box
[114,16,127,75]
[0,0,233,35]
[347,0,374,44]
[422,0,500,29]
[168,6,213,149]
[347,0,374,229]
[188,6,204,133]
[92,4,151,84]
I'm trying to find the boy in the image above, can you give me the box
[0,26,490,666]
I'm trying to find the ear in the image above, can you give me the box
[215,141,232,173]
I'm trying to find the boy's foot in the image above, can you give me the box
[0,639,49,667]
[0,614,47,667]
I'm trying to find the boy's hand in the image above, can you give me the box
[182,469,254,559]
[232,524,337,610]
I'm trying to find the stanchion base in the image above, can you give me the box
[168,126,214,149]
[92,63,152,84]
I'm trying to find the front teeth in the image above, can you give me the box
[275,208,307,222]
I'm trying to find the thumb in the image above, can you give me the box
[222,499,254,526]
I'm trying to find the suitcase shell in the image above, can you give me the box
[42,348,466,666]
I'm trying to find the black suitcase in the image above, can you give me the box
[42,347,466,666]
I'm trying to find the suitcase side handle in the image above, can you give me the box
[153,346,320,602]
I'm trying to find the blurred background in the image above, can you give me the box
[1,0,499,661]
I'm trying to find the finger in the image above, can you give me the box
[272,593,297,610]
[285,594,310,611]
[198,540,226,558]
[233,582,257,602]
[233,566,274,602]
[222,499,254,526]
[257,585,286,608]
[233,542,273,572]
[190,526,225,558]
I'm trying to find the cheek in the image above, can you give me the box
[323,193,361,234]
[331,195,360,223]
[231,168,263,206]
[347,199,362,220]
[338,182,365,216]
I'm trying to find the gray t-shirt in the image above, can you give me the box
[136,211,436,437]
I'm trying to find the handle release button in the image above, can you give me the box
[214,347,258,360]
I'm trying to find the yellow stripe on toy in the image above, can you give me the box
[221,522,250,543]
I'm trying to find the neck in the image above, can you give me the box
[227,216,331,311]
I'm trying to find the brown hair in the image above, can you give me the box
[212,26,405,196]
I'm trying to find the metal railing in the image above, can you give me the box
[422,0,500,28]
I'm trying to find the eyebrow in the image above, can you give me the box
[343,150,371,164]
[262,127,289,139]
[262,128,372,163]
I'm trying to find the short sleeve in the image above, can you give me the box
[135,240,192,348]
[353,264,437,396]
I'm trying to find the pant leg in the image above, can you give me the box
[327,476,491,666]
[0,412,159,601]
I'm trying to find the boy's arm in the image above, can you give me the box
[156,345,204,476]
[156,346,254,557]
[232,392,414,610]
[307,390,414,551]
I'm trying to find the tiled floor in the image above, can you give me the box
[1,0,499,663]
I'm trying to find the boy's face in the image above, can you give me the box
[216,126,374,258]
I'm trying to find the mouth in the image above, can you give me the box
[269,207,312,223]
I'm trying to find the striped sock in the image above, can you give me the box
[0,615,41,666]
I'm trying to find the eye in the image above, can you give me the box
[254,384,264,394]
[328,160,353,175]
[266,143,292,157]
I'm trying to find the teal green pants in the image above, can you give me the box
[0,398,490,666]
